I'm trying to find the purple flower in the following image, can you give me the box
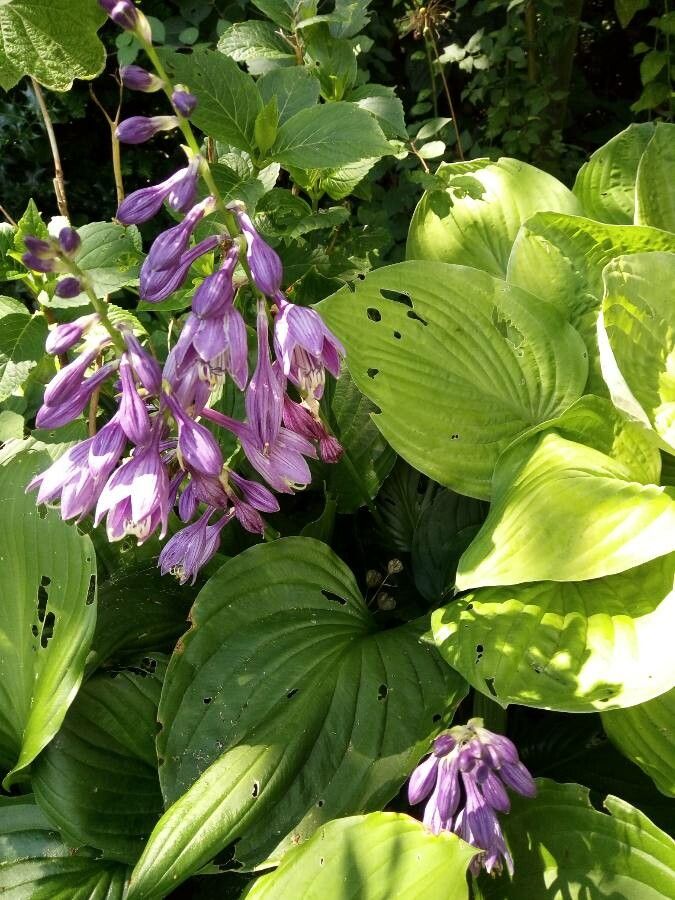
[142,196,215,275]
[54,276,82,299]
[274,295,344,402]
[22,252,56,274]
[407,718,536,876]
[118,356,152,445]
[165,393,223,477]
[140,235,220,303]
[28,438,96,520]
[122,330,162,394]
[120,64,163,92]
[45,314,98,355]
[116,115,179,145]
[282,395,343,463]
[246,300,285,447]
[224,469,279,534]
[89,416,127,478]
[167,156,201,213]
[116,157,201,225]
[172,88,198,118]
[231,204,283,297]
[58,227,80,255]
[159,508,230,585]
[24,236,54,258]
[99,0,152,41]
[95,433,171,542]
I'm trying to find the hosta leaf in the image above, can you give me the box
[434,553,675,712]
[0,795,128,898]
[271,102,392,169]
[32,657,165,863]
[456,433,675,590]
[319,261,588,499]
[258,67,321,124]
[406,158,581,276]
[318,367,396,513]
[603,689,675,796]
[598,252,675,454]
[635,122,675,232]
[573,123,655,224]
[0,0,105,92]
[0,449,97,785]
[127,538,465,896]
[506,213,675,391]
[479,780,675,899]
[243,813,478,900]
[158,49,262,153]
[0,312,48,402]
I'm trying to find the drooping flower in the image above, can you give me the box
[36,360,117,429]
[231,204,283,297]
[158,507,231,585]
[45,313,98,355]
[120,64,164,92]
[282,395,343,463]
[140,235,221,303]
[143,196,216,273]
[99,0,150,38]
[164,392,223,478]
[223,469,279,534]
[118,356,152,445]
[116,156,201,225]
[408,718,536,876]
[172,88,198,118]
[246,300,285,447]
[116,115,179,145]
[122,329,162,395]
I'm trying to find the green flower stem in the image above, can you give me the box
[62,260,126,354]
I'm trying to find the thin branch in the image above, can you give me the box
[0,204,17,227]
[31,78,70,219]
[89,82,125,205]
[427,30,465,160]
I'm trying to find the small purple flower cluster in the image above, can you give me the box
[22,227,83,298]
[408,718,536,876]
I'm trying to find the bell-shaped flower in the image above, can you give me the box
[117,157,201,225]
[165,393,223,478]
[140,235,220,303]
[118,356,152,445]
[158,508,230,585]
[231,204,283,297]
[116,115,178,145]
[274,295,344,401]
[246,300,284,447]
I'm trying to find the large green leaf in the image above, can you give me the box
[318,367,396,513]
[243,812,478,900]
[434,553,675,712]
[0,448,97,784]
[258,67,321,124]
[0,795,128,898]
[319,261,588,499]
[0,0,105,92]
[32,657,165,863]
[158,49,262,153]
[635,122,675,232]
[71,222,141,300]
[603,689,675,796]
[479,780,675,899]
[456,433,675,590]
[573,123,655,224]
[127,538,465,897]
[271,102,392,169]
[0,312,48,403]
[505,213,675,391]
[217,21,295,70]
[598,252,675,454]
[406,158,582,276]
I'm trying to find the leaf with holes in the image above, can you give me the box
[598,252,675,454]
[573,123,655,224]
[0,448,97,785]
[243,813,478,900]
[32,656,166,863]
[603,689,675,796]
[158,49,262,153]
[126,538,465,897]
[434,552,675,712]
[506,213,675,391]
[479,780,675,898]
[406,158,582,276]
[318,261,588,499]
[0,795,129,897]
[456,433,675,590]
[635,122,675,232]
[0,0,105,91]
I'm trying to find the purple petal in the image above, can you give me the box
[408,754,439,806]
[498,761,537,797]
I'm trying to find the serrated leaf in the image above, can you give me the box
[217,21,295,67]
[0,0,105,91]
[272,102,392,169]
[347,84,407,138]
[479,780,675,898]
[603,689,675,796]
[127,538,465,896]
[573,123,655,224]
[456,433,675,590]
[70,222,141,300]
[0,449,97,784]
[319,261,588,499]
[434,552,675,712]
[254,97,279,156]
[158,49,262,153]
[407,157,582,276]
[258,67,321,124]
[0,795,129,898]
[598,252,675,454]
[32,657,165,863]
[635,122,675,232]
[243,813,478,900]
[0,313,48,402]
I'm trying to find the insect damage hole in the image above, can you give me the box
[322,589,347,606]
[86,573,96,605]
[407,310,428,326]
[40,611,56,648]
[380,288,413,308]
[377,683,388,701]
[367,367,379,379]
[286,688,299,700]
[366,307,381,322]
[252,781,260,798]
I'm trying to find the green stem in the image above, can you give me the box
[424,35,439,118]
[63,260,126,353]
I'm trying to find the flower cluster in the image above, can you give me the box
[24,0,346,585]
[408,718,536,875]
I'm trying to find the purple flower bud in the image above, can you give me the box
[24,236,54,258]
[22,252,56,273]
[192,248,237,318]
[45,313,98,355]
[58,227,80,255]
[281,396,342,462]
[172,88,198,118]
[144,196,216,272]
[120,64,163,92]
[167,156,201,213]
[118,356,152,445]
[116,115,179,145]
[498,761,537,797]
[122,330,162,394]
[89,416,126,478]
[408,754,438,806]
[228,471,279,514]
[140,235,220,303]
[319,435,343,463]
[165,393,223,478]
[178,480,198,522]
[158,508,229,585]
[232,205,283,297]
[54,276,82,299]
[480,770,511,813]
[433,733,457,757]
[36,362,117,429]
[43,346,102,406]
[246,300,285,447]
[99,0,137,29]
